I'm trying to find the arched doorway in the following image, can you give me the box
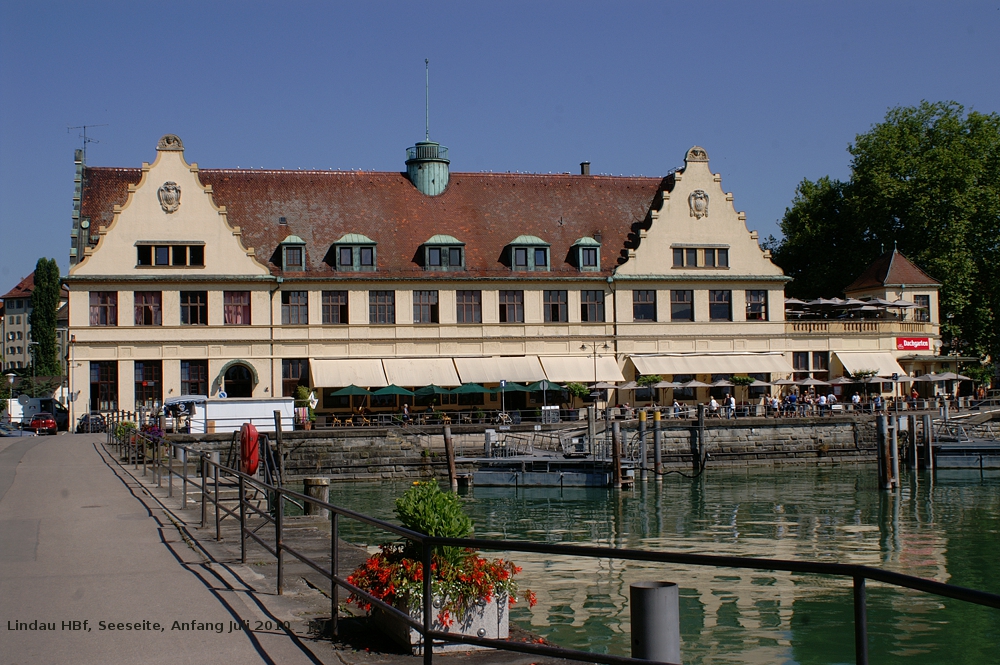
[223,363,254,398]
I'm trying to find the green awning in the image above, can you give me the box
[329,385,373,396]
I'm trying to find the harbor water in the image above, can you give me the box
[327,465,1000,664]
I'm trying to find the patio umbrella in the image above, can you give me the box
[749,379,772,387]
[677,379,711,388]
[910,374,938,382]
[330,385,373,396]
[372,385,415,396]
[784,297,807,306]
[618,381,640,390]
[796,377,831,386]
[588,381,620,390]
[710,378,734,387]
[653,380,680,388]
[931,372,973,381]
[499,382,533,392]
[861,297,896,307]
[890,299,918,308]
[526,379,561,408]
[414,384,453,396]
[773,379,798,386]
[450,382,494,394]
[828,376,855,385]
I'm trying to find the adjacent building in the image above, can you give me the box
[65,135,947,422]
[1,272,69,373]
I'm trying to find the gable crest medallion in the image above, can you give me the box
[688,190,709,219]
[157,182,181,213]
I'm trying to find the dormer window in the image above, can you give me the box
[333,233,377,272]
[508,235,550,272]
[421,235,465,271]
[573,237,601,272]
[279,235,307,272]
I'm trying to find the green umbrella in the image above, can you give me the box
[498,382,532,392]
[329,385,374,396]
[372,385,415,396]
[527,380,561,392]
[450,383,494,394]
[414,384,454,396]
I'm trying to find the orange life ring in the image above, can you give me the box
[240,423,260,475]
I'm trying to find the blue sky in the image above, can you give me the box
[1,1,998,295]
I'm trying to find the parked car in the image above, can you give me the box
[29,412,58,435]
[76,412,107,433]
[0,423,37,437]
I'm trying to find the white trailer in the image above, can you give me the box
[163,395,295,434]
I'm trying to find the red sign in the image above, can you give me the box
[896,337,930,351]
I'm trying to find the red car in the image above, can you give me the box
[29,412,58,435]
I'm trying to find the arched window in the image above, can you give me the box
[223,363,254,398]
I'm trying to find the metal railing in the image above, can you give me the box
[103,426,1000,665]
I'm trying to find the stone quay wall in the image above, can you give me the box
[168,415,878,482]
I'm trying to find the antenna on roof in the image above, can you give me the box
[425,59,430,141]
[67,124,107,163]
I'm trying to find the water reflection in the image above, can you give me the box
[327,466,1000,664]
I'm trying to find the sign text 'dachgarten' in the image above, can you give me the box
[896,337,930,351]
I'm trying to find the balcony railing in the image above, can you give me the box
[786,321,935,335]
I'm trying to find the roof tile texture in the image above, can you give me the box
[81,167,667,279]
[845,249,941,292]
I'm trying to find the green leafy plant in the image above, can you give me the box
[395,481,471,565]
[294,385,316,422]
[565,382,589,403]
[114,421,137,440]
[730,375,755,403]
[637,374,661,387]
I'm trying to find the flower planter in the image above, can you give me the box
[373,593,508,654]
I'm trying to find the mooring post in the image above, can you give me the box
[303,477,330,519]
[906,415,917,471]
[612,421,622,489]
[922,413,934,472]
[630,581,681,663]
[890,416,900,490]
[331,512,340,639]
[587,404,597,458]
[653,409,663,477]
[697,404,706,473]
[638,410,648,482]
[273,410,285,485]
[443,425,458,492]
[876,415,890,490]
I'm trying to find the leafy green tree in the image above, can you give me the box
[29,258,62,376]
[767,102,1000,361]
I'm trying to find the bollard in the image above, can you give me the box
[696,404,706,473]
[876,415,890,490]
[587,405,597,457]
[303,477,330,519]
[638,410,648,481]
[653,409,662,477]
[922,414,934,471]
[890,417,900,490]
[631,581,681,663]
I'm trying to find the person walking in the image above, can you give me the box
[725,393,736,419]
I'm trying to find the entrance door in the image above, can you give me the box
[223,364,254,397]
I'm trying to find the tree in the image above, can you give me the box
[29,258,62,376]
[767,102,1000,361]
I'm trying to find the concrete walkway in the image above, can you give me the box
[0,434,329,665]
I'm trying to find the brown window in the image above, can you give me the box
[180,360,207,396]
[544,290,568,323]
[282,358,309,397]
[745,290,768,321]
[914,295,930,322]
[709,290,732,321]
[281,291,308,325]
[580,247,598,268]
[670,290,694,321]
[717,248,729,267]
[499,290,524,323]
[133,291,162,326]
[456,290,482,323]
[633,290,656,321]
[90,361,118,411]
[793,352,809,381]
[224,291,251,325]
[134,361,162,409]
[581,290,605,322]
[369,291,395,324]
[413,290,439,324]
[812,352,829,376]
[89,292,118,326]
[179,291,207,325]
[322,291,348,324]
[284,247,303,271]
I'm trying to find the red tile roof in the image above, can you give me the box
[2,272,35,299]
[844,249,941,292]
[80,167,669,279]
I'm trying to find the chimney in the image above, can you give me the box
[580,161,591,176]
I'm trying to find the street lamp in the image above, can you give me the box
[581,342,611,398]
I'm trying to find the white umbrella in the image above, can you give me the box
[890,299,918,308]
[828,376,855,385]
[796,377,831,386]
[653,380,680,388]
[710,378,734,387]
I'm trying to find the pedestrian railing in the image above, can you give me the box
[102,426,1000,665]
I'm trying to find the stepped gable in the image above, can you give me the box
[844,249,941,292]
[80,167,667,278]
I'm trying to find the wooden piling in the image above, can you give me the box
[653,409,663,477]
[612,421,622,489]
[443,425,458,492]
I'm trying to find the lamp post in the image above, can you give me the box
[5,372,14,424]
[580,341,611,398]
[28,341,39,398]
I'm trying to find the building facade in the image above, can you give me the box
[1,273,69,374]
[65,135,944,422]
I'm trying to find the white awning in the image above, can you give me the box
[382,358,461,387]
[630,353,793,376]
[540,356,625,383]
[310,359,388,387]
[834,352,907,378]
[453,356,547,384]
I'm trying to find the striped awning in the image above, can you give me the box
[453,356,546,384]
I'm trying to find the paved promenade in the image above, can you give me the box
[0,434,329,665]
